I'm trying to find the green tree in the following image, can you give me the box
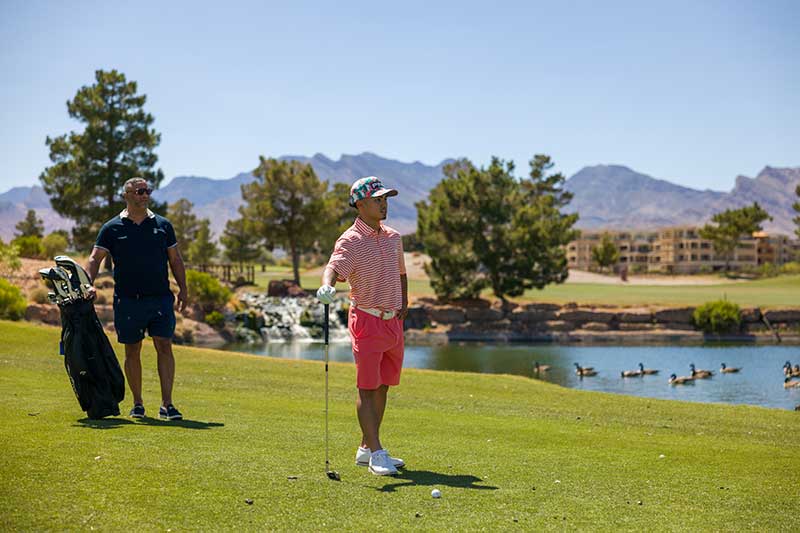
[14,209,44,238]
[11,235,44,259]
[319,181,355,254]
[187,219,218,264]
[591,232,620,272]
[241,157,327,284]
[220,216,261,270]
[417,155,579,302]
[39,69,164,252]
[793,184,800,240]
[167,198,200,259]
[42,232,69,259]
[699,203,771,271]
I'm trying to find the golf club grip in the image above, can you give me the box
[324,304,329,344]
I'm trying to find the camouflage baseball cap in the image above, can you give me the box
[349,176,398,207]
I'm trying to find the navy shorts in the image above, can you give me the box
[113,294,176,344]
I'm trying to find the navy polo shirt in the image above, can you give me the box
[95,209,178,298]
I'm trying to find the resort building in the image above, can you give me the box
[567,226,800,274]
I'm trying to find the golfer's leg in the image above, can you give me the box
[152,336,175,407]
[124,342,144,405]
[375,384,388,429]
[357,388,382,452]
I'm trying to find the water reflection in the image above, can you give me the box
[223,341,800,410]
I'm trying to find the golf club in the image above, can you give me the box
[54,255,94,299]
[324,303,341,481]
[39,267,74,305]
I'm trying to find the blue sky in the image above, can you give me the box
[1,0,798,192]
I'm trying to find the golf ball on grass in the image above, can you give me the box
[431,489,442,499]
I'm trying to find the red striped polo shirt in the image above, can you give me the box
[326,217,406,311]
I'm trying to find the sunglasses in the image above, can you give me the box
[131,187,153,196]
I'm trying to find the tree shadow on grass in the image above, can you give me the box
[377,469,498,492]
[76,417,224,430]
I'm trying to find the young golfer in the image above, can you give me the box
[317,176,408,476]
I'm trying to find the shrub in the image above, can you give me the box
[204,310,225,328]
[0,241,22,273]
[780,262,800,275]
[41,233,69,259]
[30,287,50,304]
[693,300,741,334]
[11,235,43,259]
[0,278,27,320]
[186,270,231,313]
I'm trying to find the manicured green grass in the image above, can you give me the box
[255,267,800,308]
[1,320,798,530]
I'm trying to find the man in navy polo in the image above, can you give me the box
[86,177,188,420]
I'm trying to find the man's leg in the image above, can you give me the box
[361,385,388,448]
[357,387,383,452]
[124,341,144,405]
[152,336,175,407]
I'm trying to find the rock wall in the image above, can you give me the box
[404,299,800,344]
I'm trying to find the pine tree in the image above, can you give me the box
[14,209,44,238]
[220,217,261,270]
[167,199,200,260]
[187,219,218,264]
[40,69,164,251]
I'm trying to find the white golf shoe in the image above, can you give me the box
[368,449,398,476]
[356,446,405,468]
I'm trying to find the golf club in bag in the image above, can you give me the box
[39,257,125,419]
[324,303,341,481]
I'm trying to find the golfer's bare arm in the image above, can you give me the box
[322,266,341,287]
[167,246,188,310]
[400,274,408,318]
[86,246,108,284]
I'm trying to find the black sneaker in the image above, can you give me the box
[130,404,145,418]
[159,404,183,420]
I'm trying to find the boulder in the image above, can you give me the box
[465,308,504,322]
[403,307,430,330]
[619,322,658,331]
[656,322,697,331]
[449,298,491,309]
[582,321,610,331]
[24,304,60,325]
[543,320,575,332]
[523,303,561,311]
[740,308,762,323]
[267,279,307,297]
[618,311,653,323]
[509,309,558,323]
[653,307,695,324]
[764,309,800,323]
[429,306,466,324]
[557,309,616,324]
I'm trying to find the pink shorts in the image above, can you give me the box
[348,307,404,390]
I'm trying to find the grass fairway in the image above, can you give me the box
[2,320,798,531]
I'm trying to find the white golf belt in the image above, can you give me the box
[352,303,396,320]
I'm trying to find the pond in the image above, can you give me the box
[222,341,800,410]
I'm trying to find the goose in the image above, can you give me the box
[783,377,800,389]
[669,373,695,385]
[784,361,792,376]
[689,363,713,379]
[574,364,597,377]
[793,365,800,377]
[533,362,552,374]
[720,363,741,374]
[638,363,659,375]
[621,368,644,378]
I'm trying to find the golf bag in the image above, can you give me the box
[40,257,125,419]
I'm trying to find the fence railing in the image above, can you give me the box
[189,264,255,285]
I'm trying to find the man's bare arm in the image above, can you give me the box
[167,246,187,312]
[86,247,108,283]
[322,265,341,288]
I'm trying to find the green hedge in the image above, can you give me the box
[693,300,741,334]
[186,270,231,313]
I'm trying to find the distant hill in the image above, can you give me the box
[565,165,799,235]
[2,156,798,243]
[153,152,454,238]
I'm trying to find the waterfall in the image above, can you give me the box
[236,293,350,343]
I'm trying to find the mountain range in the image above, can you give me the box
[1,153,798,242]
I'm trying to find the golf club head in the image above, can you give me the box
[41,266,76,304]
[54,255,93,299]
[52,266,81,302]
[326,470,341,481]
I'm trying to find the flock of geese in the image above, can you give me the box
[531,360,800,389]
